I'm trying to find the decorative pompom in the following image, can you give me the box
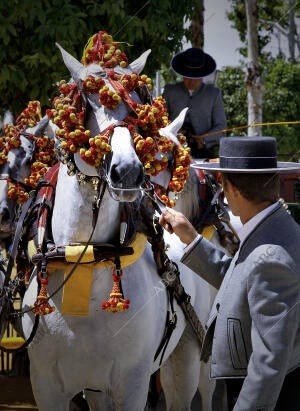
[101,269,130,313]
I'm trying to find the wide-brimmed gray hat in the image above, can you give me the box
[192,136,300,173]
[171,48,216,79]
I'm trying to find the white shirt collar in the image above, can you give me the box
[237,201,279,246]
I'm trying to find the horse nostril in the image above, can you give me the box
[110,164,120,185]
[109,163,144,188]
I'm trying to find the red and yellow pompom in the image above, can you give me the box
[81,30,128,68]
[101,269,130,313]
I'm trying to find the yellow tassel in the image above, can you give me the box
[101,268,130,313]
[81,34,96,65]
[31,272,55,315]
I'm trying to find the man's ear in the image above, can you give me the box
[222,176,239,198]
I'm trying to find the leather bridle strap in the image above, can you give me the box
[20,179,107,315]
[0,192,41,354]
[3,190,37,290]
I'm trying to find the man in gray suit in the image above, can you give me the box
[163,47,227,158]
[159,136,300,410]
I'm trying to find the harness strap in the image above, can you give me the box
[23,176,106,316]
[35,163,60,249]
[154,303,177,365]
[3,190,37,288]
[31,244,134,264]
[152,252,205,364]
[141,195,205,363]
[0,314,39,354]
[0,168,61,352]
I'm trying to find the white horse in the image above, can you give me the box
[20,42,209,411]
[0,113,55,347]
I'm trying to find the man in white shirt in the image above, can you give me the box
[159,136,300,411]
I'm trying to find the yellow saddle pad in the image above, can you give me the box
[47,233,147,316]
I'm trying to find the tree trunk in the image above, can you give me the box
[245,0,264,136]
[190,0,204,48]
[288,0,296,62]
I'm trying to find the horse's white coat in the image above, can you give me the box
[21,45,206,411]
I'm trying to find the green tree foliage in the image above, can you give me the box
[217,67,248,136]
[0,0,195,116]
[226,0,289,62]
[221,1,300,159]
[263,58,300,160]
[217,58,300,161]
[217,60,300,160]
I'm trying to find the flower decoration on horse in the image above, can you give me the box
[46,30,191,207]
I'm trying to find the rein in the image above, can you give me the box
[0,190,43,353]
[141,185,205,364]
[25,175,106,316]
[0,165,105,352]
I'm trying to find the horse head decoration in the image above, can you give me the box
[0,104,56,241]
[18,30,214,410]
[0,110,33,239]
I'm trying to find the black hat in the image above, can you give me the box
[192,136,300,173]
[171,48,216,78]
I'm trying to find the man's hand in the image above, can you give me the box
[159,209,198,245]
[192,134,205,149]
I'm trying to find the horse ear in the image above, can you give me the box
[56,42,84,84]
[20,135,35,163]
[3,110,14,126]
[159,107,189,146]
[26,116,50,137]
[127,49,151,74]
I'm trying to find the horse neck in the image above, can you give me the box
[51,164,120,245]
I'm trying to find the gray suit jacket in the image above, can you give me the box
[181,203,300,410]
[162,82,227,148]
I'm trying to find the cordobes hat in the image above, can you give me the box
[171,47,216,79]
[192,136,300,173]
